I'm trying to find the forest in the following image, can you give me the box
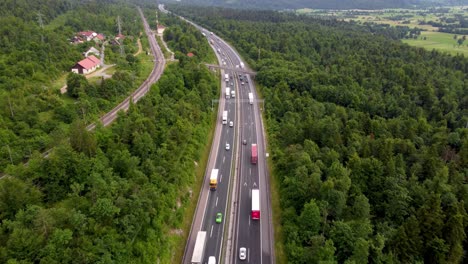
[0,0,145,170]
[0,4,219,263]
[164,0,430,10]
[170,5,468,263]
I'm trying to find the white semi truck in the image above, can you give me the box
[222,110,228,124]
[191,231,207,264]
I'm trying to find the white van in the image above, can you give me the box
[208,256,216,264]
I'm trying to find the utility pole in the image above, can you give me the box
[6,145,13,165]
[7,96,14,118]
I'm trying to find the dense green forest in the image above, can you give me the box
[162,0,437,10]
[171,5,468,263]
[0,8,218,263]
[0,0,146,170]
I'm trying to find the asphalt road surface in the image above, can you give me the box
[168,5,275,264]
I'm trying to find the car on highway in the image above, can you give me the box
[243,139,247,145]
[230,82,234,86]
[229,121,234,127]
[216,213,223,223]
[225,143,230,150]
[239,247,246,260]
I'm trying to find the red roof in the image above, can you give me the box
[78,31,95,37]
[77,55,100,70]
[95,34,105,40]
[187,52,194,57]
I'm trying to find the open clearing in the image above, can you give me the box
[297,6,468,55]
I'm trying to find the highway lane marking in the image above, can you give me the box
[223,156,225,163]
[220,174,223,183]
[249,217,251,226]
[210,225,214,238]
[216,197,218,207]
[250,168,252,176]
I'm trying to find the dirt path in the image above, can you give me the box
[134,38,143,56]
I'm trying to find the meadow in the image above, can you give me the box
[297,6,468,55]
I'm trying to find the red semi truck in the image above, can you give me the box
[251,189,260,220]
[251,144,258,164]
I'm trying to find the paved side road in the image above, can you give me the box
[86,7,166,130]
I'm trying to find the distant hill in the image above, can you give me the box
[162,0,468,10]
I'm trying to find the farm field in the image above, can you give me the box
[297,6,468,55]
[402,31,468,56]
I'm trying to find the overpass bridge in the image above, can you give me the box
[205,64,257,76]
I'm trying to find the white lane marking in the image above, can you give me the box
[210,225,214,237]
[250,168,252,176]
[220,174,223,183]
[216,197,218,207]
[223,156,225,163]
[248,248,250,263]
[249,217,251,226]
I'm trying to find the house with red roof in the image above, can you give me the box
[78,31,97,41]
[94,33,105,42]
[157,24,166,35]
[71,55,101,75]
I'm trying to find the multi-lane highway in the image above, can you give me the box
[166,4,275,264]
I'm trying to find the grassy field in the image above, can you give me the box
[297,6,468,56]
[403,31,468,56]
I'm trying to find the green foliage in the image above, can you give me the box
[0,8,217,262]
[171,5,468,263]
[0,1,146,171]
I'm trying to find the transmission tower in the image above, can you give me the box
[37,12,44,43]
[117,16,124,56]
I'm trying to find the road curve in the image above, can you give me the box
[86,7,166,131]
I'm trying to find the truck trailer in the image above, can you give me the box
[224,73,229,82]
[248,93,253,105]
[222,111,228,124]
[251,144,258,164]
[251,189,260,220]
[210,169,219,190]
[225,87,230,99]
[191,231,207,264]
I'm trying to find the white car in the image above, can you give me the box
[229,121,234,127]
[239,247,246,260]
[225,143,230,150]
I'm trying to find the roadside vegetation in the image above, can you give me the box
[0,5,219,264]
[0,0,146,171]
[172,5,468,263]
